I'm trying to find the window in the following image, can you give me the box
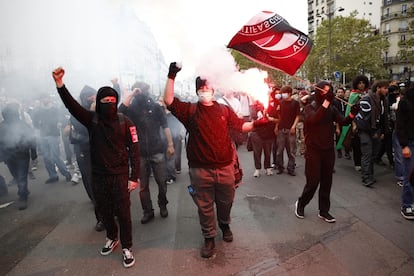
[402,4,407,14]
[401,34,406,41]
[386,0,392,4]
[385,23,390,33]
[385,8,390,17]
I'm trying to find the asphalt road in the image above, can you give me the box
[1,145,413,276]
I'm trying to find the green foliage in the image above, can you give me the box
[304,13,389,83]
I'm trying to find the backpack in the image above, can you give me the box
[188,103,243,188]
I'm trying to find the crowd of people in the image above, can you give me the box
[0,66,413,268]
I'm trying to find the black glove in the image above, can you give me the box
[253,117,270,128]
[168,62,181,80]
[324,90,334,103]
[350,101,360,116]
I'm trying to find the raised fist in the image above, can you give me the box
[168,62,182,80]
[52,67,65,88]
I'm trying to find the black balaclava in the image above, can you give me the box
[96,86,118,119]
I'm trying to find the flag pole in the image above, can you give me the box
[289,74,353,107]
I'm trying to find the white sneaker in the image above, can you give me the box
[253,169,260,178]
[355,166,361,172]
[71,173,80,184]
[266,168,273,176]
[122,248,135,268]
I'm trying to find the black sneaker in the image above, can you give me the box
[219,223,233,242]
[318,212,336,223]
[160,206,168,218]
[200,238,215,258]
[18,198,27,210]
[100,238,119,256]
[140,212,154,224]
[122,248,135,268]
[401,207,414,220]
[45,176,59,184]
[295,200,304,219]
[95,221,105,232]
[362,179,375,187]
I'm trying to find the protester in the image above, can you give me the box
[333,87,347,158]
[336,75,368,171]
[274,85,300,176]
[0,103,37,210]
[119,82,173,224]
[356,80,389,187]
[158,97,185,183]
[52,67,140,268]
[163,62,268,258]
[396,84,414,220]
[32,97,72,184]
[295,81,359,223]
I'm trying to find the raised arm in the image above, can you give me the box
[164,62,181,106]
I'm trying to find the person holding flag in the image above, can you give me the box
[295,81,359,223]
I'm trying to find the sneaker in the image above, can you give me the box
[401,207,414,220]
[71,173,81,185]
[18,198,28,210]
[344,153,351,160]
[160,206,168,218]
[100,238,119,256]
[65,173,72,182]
[219,223,233,242]
[355,166,361,172]
[276,168,284,175]
[122,248,135,268]
[253,169,260,178]
[362,179,375,187]
[140,212,154,224]
[95,221,105,232]
[45,176,59,184]
[318,212,336,223]
[265,168,273,176]
[295,200,304,219]
[165,179,174,185]
[176,169,181,174]
[200,238,215,258]
[397,180,403,187]
[288,171,296,176]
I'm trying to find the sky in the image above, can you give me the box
[0,0,308,97]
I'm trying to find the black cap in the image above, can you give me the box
[195,76,207,92]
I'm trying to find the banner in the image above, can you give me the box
[228,11,312,75]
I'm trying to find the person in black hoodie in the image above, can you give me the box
[52,67,140,269]
[396,83,414,220]
[295,81,359,223]
[68,85,105,232]
[0,102,37,210]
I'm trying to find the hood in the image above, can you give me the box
[95,86,119,113]
[1,103,20,123]
[79,85,96,107]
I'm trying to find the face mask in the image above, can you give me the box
[198,91,214,103]
[275,94,282,100]
[282,93,289,99]
[99,103,117,118]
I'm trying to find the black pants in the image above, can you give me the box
[6,154,30,200]
[93,173,132,249]
[298,147,335,213]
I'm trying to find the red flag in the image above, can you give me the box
[228,11,313,76]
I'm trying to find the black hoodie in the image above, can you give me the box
[396,86,414,148]
[57,85,140,180]
[304,82,353,151]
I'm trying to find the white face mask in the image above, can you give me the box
[275,94,282,100]
[282,93,289,99]
[198,91,214,103]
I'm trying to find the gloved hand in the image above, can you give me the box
[168,62,181,80]
[350,100,360,116]
[324,90,334,103]
[253,116,270,128]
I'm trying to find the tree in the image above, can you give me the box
[305,12,389,84]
